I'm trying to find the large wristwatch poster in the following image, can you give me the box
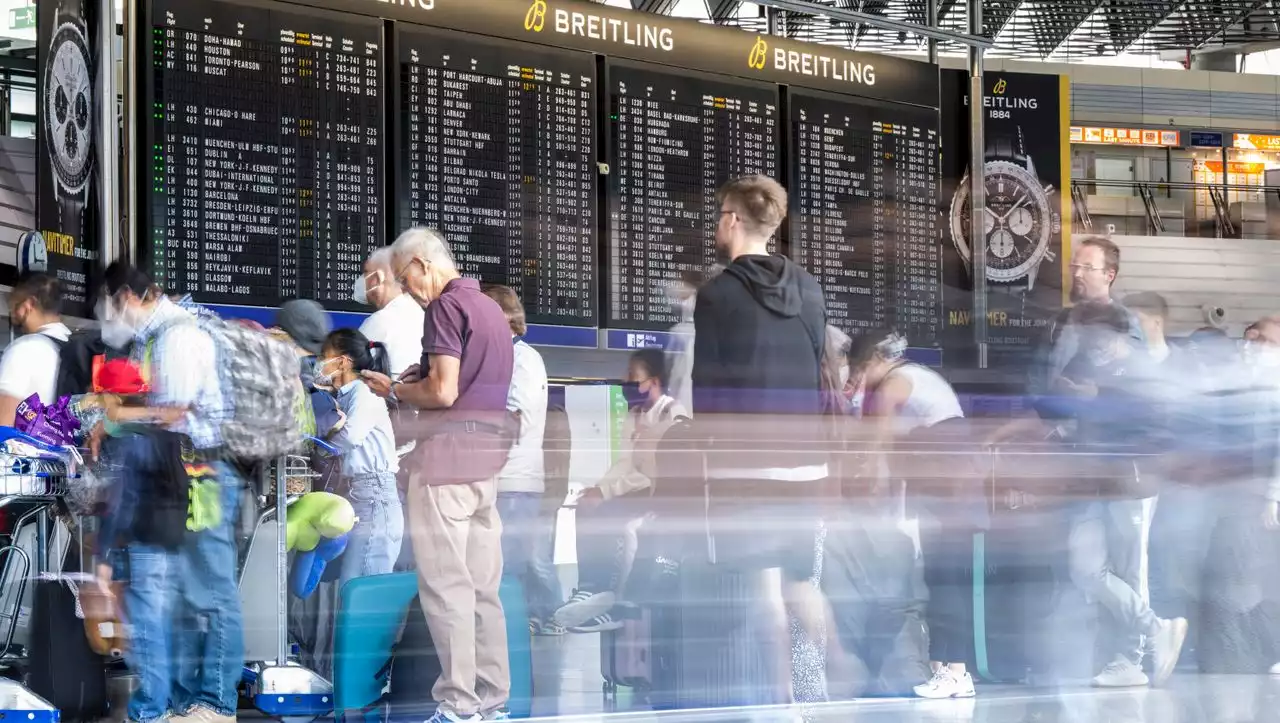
[940,70,1071,370]
[36,0,100,317]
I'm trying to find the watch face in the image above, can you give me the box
[950,160,1058,283]
[44,22,93,195]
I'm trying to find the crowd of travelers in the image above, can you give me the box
[1,174,1279,723]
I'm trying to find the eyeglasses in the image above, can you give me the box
[393,257,427,285]
[1069,263,1108,273]
[718,207,737,219]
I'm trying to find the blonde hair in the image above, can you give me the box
[716,175,787,237]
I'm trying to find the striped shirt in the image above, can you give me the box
[132,297,227,450]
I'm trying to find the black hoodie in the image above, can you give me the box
[692,254,828,474]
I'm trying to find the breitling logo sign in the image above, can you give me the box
[525,0,546,32]
[993,78,1007,95]
[522,0,675,51]
[748,37,768,70]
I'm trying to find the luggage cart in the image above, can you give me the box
[241,438,339,722]
[0,428,79,722]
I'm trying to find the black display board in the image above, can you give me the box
[789,90,941,349]
[142,0,383,310]
[606,61,778,332]
[297,0,938,109]
[395,25,596,328]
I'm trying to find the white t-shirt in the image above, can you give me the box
[497,340,548,494]
[358,294,426,378]
[0,323,71,405]
[888,363,964,436]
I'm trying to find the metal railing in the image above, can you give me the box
[1069,178,1280,239]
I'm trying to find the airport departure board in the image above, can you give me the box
[789,91,941,347]
[607,62,779,331]
[396,26,597,328]
[144,0,383,310]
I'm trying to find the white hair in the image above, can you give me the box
[391,227,455,271]
[366,246,396,273]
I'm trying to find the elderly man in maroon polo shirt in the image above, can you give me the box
[363,227,516,723]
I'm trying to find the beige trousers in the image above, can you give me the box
[407,473,509,717]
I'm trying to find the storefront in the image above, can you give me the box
[1069,125,1182,195]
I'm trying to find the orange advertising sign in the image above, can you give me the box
[1199,161,1265,174]
[1071,126,1180,147]
[1233,133,1280,151]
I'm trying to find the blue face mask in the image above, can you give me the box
[621,382,648,409]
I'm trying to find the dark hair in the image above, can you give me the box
[1123,291,1168,321]
[101,261,156,299]
[481,284,526,337]
[1069,301,1131,336]
[10,272,61,315]
[1079,236,1121,276]
[846,328,899,370]
[323,328,390,377]
[629,347,668,391]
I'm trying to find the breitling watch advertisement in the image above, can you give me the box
[36,0,99,317]
[940,69,1071,370]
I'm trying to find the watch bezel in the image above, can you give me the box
[949,159,1056,283]
[44,18,93,197]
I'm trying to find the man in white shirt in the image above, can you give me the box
[482,285,562,634]
[0,273,71,424]
[356,247,425,378]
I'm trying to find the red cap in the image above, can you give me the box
[98,359,149,395]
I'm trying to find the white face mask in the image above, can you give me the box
[1244,341,1280,369]
[352,271,383,307]
[96,298,135,350]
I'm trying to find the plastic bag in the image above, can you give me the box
[14,394,81,447]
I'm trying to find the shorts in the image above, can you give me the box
[704,501,822,582]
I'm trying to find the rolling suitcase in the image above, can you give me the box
[333,572,533,721]
[672,558,778,710]
[27,579,109,721]
[600,605,652,707]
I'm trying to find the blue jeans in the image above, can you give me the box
[126,545,179,723]
[127,460,245,720]
[1067,498,1159,667]
[172,461,246,716]
[497,492,562,621]
[339,472,404,588]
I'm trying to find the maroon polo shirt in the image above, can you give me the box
[417,277,515,485]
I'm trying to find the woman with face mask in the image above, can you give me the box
[552,348,688,633]
[316,329,403,588]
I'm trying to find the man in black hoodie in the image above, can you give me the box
[690,175,829,705]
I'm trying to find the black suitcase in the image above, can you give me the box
[380,598,443,717]
[26,579,109,721]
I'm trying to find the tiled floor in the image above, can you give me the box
[525,623,1280,723]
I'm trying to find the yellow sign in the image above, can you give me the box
[748,36,768,70]
[992,78,1007,95]
[524,0,547,33]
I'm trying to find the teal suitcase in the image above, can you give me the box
[333,572,533,720]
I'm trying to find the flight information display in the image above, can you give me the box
[397,26,596,328]
[608,62,779,331]
[789,91,941,348]
[144,0,383,310]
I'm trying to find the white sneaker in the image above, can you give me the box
[913,670,976,699]
[171,707,235,723]
[1091,659,1149,688]
[424,709,481,723]
[552,589,615,628]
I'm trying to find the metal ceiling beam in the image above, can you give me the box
[630,0,680,13]
[751,0,996,46]
[1152,0,1271,50]
[1105,0,1183,54]
[1195,0,1274,47]
[706,0,744,24]
[980,0,1027,38]
[849,0,893,47]
[1026,0,1108,57]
